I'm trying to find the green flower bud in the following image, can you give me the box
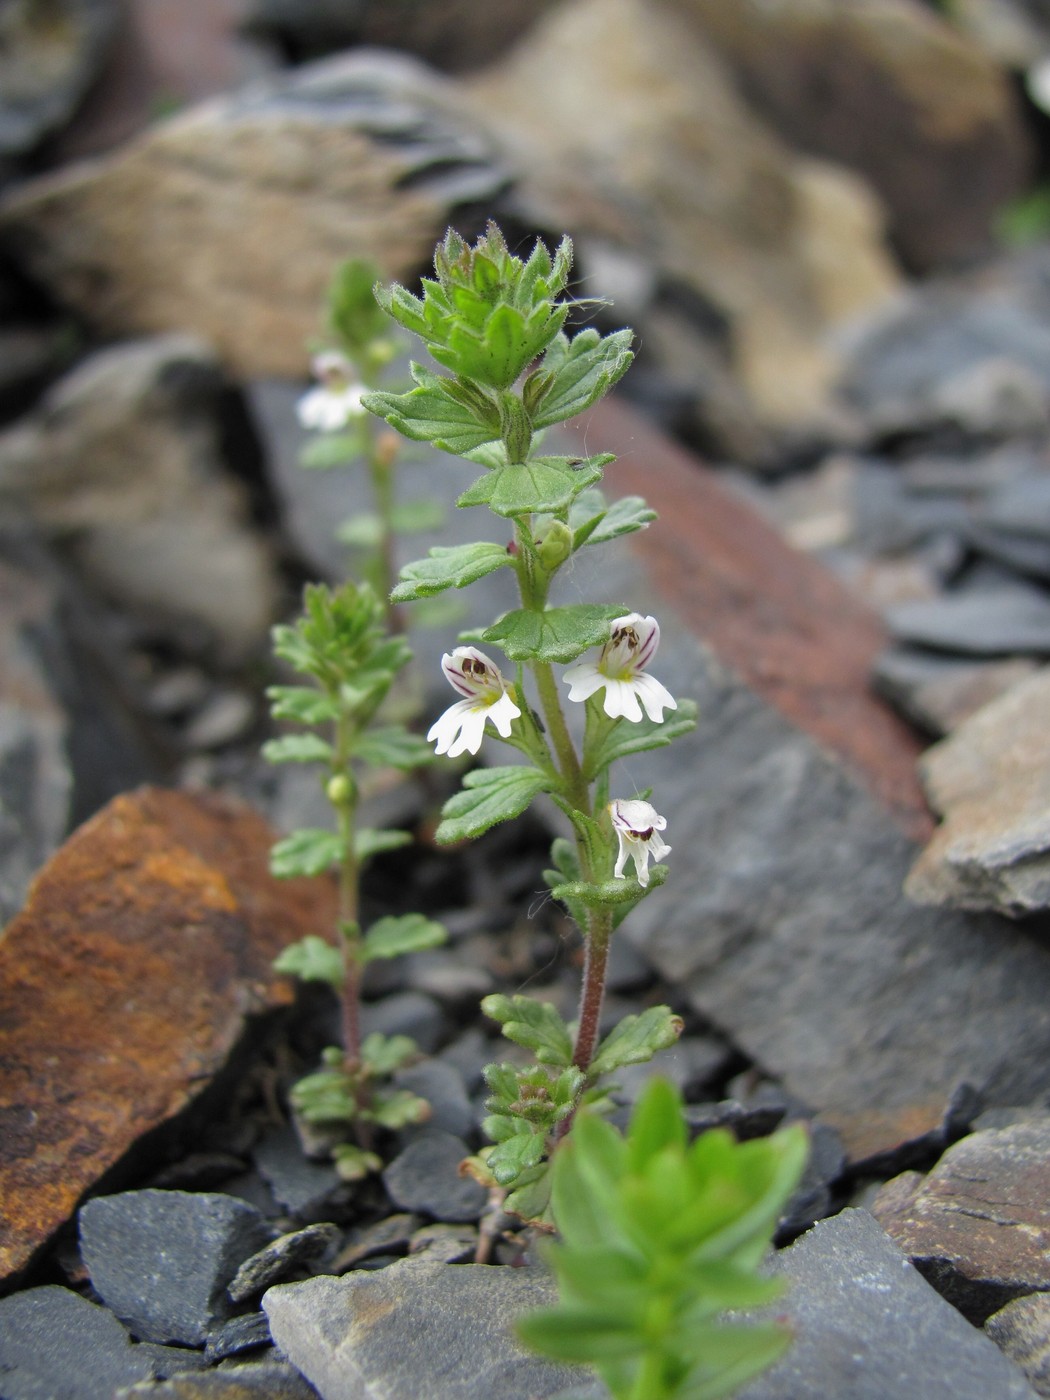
[536,520,573,572]
[326,774,353,806]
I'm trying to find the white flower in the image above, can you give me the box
[427,647,522,758]
[297,351,368,432]
[610,798,671,888]
[562,613,677,723]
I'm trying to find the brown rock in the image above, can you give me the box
[0,51,504,378]
[582,396,931,837]
[906,667,1050,915]
[987,1292,1050,1398]
[873,1120,1050,1321]
[465,0,901,434]
[0,786,335,1287]
[680,0,1032,270]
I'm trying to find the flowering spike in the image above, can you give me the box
[427,646,522,757]
[562,613,677,723]
[610,799,671,888]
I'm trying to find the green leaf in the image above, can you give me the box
[360,1032,417,1075]
[457,455,611,518]
[363,374,499,455]
[354,827,412,861]
[435,766,553,844]
[584,699,698,778]
[573,492,657,548]
[624,1076,689,1170]
[270,828,343,878]
[336,513,384,548]
[289,1065,357,1124]
[353,725,435,770]
[551,864,668,908]
[487,1127,548,1186]
[331,1143,383,1181]
[362,913,447,962]
[267,685,341,725]
[273,934,344,989]
[504,1162,553,1223]
[261,733,334,766]
[481,994,574,1067]
[482,603,624,663]
[516,1308,643,1363]
[589,1006,684,1081]
[531,328,634,429]
[389,500,445,534]
[391,541,513,603]
[369,1088,431,1130]
[299,431,363,470]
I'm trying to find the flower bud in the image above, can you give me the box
[536,520,573,572]
[326,774,353,807]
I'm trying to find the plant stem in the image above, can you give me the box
[368,431,401,632]
[572,908,612,1072]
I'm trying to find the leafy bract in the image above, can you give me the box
[435,765,553,844]
[354,828,412,861]
[529,328,634,429]
[482,994,574,1067]
[589,1007,684,1079]
[353,725,435,770]
[363,364,500,456]
[261,734,334,765]
[273,934,344,989]
[362,913,447,962]
[391,541,513,603]
[570,488,657,549]
[584,699,699,777]
[270,828,343,878]
[457,455,612,517]
[483,603,625,663]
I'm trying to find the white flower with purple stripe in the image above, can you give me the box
[427,647,521,758]
[610,798,671,888]
[562,614,677,723]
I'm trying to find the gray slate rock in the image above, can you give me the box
[203,1312,272,1364]
[906,667,1050,915]
[873,646,1039,737]
[0,0,119,157]
[117,1360,320,1397]
[885,589,1050,656]
[228,1223,340,1302]
[738,1210,1038,1399]
[263,1260,587,1400]
[987,1293,1050,1398]
[382,1132,487,1223]
[252,1126,347,1222]
[0,336,279,662]
[0,1285,154,1399]
[394,1059,476,1141]
[79,1190,275,1345]
[593,537,1050,1163]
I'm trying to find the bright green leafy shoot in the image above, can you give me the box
[519,1078,809,1400]
[266,581,445,1177]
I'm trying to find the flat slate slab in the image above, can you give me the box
[739,1210,1038,1400]
[263,1260,586,1400]
[0,787,335,1286]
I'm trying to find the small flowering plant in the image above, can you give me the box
[265,581,446,1179]
[296,259,444,619]
[366,223,698,1217]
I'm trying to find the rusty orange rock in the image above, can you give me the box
[0,786,335,1287]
